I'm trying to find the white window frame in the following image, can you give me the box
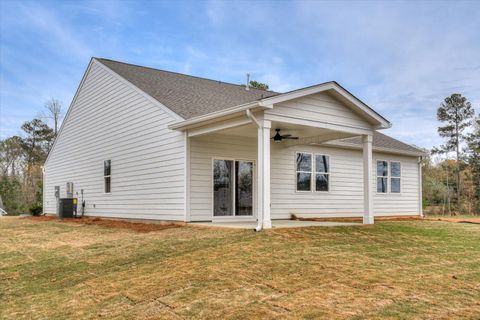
[295,152,330,193]
[376,159,389,194]
[390,161,402,194]
[104,160,111,194]
[314,154,330,193]
[295,152,313,192]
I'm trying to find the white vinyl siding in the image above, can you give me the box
[265,92,374,130]
[43,60,186,220]
[272,146,420,218]
[188,133,421,221]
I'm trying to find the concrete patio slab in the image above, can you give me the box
[191,219,360,229]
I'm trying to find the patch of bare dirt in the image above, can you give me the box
[424,217,480,224]
[23,215,184,232]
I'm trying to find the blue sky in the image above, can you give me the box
[1,0,479,149]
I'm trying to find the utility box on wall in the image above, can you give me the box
[66,182,74,198]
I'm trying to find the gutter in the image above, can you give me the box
[418,156,424,218]
[245,109,264,232]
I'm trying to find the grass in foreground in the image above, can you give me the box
[0,217,479,319]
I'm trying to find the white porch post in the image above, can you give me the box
[257,120,272,229]
[363,134,374,224]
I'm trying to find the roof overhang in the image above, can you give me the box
[168,101,270,131]
[322,140,428,157]
[169,81,391,131]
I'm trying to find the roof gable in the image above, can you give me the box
[260,82,391,129]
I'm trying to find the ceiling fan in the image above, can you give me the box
[272,129,299,142]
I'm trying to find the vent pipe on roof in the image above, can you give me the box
[245,73,250,90]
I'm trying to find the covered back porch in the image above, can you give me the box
[170,83,391,229]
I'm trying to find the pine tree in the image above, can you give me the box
[437,94,475,211]
[466,116,480,210]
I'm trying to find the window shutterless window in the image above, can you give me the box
[296,153,312,191]
[390,161,401,193]
[376,160,388,193]
[315,155,329,192]
[104,160,111,193]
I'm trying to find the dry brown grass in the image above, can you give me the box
[1,217,479,319]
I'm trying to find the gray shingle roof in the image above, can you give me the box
[97,58,279,119]
[329,131,426,155]
[97,58,425,156]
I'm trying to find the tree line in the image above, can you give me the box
[423,94,480,215]
[0,99,62,215]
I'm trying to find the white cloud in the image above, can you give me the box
[1,0,479,151]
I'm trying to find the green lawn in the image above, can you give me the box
[1,217,479,319]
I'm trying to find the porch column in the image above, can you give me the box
[363,134,374,224]
[257,120,272,229]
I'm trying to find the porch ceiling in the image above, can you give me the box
[214,122,358,145]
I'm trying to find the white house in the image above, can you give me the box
[43,58,426,228]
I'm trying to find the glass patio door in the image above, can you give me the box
[213,159,253,217]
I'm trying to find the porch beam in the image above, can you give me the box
[284,132,356,147]
[257,120,272,229]
[363,134,374,224]
[263,113,373,136]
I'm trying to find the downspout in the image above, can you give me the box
[418,156,424,218]
[246,109,263,232]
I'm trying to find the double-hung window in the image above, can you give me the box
[296,152,330,192]
[296,153,312,191]
[104,160,111,193]
[376,160,401,193]
[376,160,388,193]
[315,155,329,192]
[390,161,401,193]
